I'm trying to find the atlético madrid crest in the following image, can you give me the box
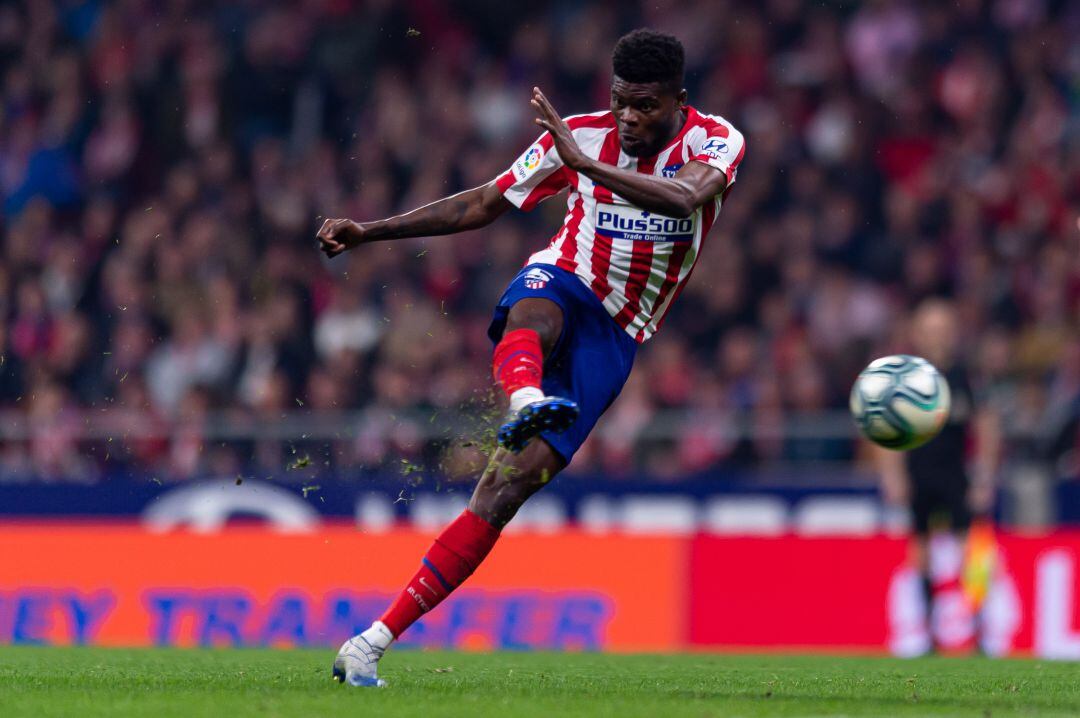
[524,267,554,289]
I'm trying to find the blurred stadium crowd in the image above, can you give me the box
[0,0,1077,482]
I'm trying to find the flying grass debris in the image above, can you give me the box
[287,454,312,471]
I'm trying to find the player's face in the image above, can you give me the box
[911,302,959,367]
[610,77,687,157]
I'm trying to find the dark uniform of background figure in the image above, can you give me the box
[877,299,999,652]
[907,363,975,539]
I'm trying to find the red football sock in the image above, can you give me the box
[378,509,501,637]
[492,328,543,398]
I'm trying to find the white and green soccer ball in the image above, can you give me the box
[850,355,951,451]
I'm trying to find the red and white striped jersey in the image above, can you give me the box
[495,106,745,343]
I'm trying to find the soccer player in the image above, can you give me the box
[318,29,745,686]
[877,299,1000,653]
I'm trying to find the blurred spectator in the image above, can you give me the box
[0,0,1075,481]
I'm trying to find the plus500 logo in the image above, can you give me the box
[596,205,694,242]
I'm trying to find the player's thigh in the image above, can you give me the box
[539,326,636,464]
[909,478,935,537]
[945,475,972,532]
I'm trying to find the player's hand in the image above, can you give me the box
[316,218,366,258]
[531,87,588,171]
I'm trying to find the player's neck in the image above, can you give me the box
[643,107,690,158]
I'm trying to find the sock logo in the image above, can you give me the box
[418,577,444,599]
[524,267,553,289]
[406,586,431,612]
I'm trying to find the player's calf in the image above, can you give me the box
[335,441,564,686]
[469,440,565,528]
[333,507,502,686]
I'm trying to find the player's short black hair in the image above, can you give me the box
[612,29,685,90]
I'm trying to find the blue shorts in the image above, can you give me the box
[488,264,638,465]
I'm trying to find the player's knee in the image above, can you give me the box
[506,300,563,356]
[510,316,560,354]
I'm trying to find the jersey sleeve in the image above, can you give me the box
[688,124,746,188]
[494,133,569,211]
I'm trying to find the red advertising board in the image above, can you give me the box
[688,533,1080,658]
[3,524,1080,658]
[688,536,906,649]
[0,524,684,651]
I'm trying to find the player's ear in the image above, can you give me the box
[676,88,688,106]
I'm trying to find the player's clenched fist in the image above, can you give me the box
[317,218,366,258]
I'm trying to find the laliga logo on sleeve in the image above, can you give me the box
[514,145,544,180]
[700,137,729,160]
[522,147,542,169]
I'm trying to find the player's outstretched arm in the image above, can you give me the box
[531,88,728,218]
[316,182,512,258]
[969,407,1001,514]
[874,444,910,506]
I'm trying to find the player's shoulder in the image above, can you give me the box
[687,107,743,142]
[564,110,616,131]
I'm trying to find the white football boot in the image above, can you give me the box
[332,622,393,687]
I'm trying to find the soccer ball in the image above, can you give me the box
[849,355,951,451]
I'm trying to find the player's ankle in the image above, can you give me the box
[509,386,545,413]
[360,621,395,652]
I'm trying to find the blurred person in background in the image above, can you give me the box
[877,298,1001,653]
[0,0,1073,481]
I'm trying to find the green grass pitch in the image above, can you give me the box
[1,646,1077,717]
